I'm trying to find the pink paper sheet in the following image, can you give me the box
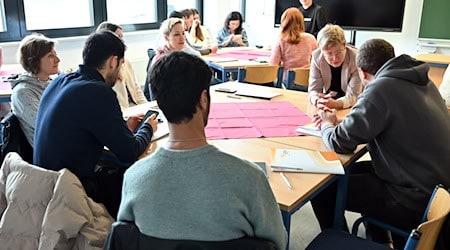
[205,101,311,139]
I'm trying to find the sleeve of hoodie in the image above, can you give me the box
[321,92,388,153]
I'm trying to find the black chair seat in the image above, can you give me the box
[104,221,278,250]
[306,229,391,250]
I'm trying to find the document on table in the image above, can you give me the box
[235,88,282,100]
[296,123,321,137]
[271,148,344,175]
[207,57,239,63]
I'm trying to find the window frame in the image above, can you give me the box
[0,0,168,42]
[0,0,243,42]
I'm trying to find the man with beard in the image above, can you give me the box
[117,52,287,250]
[34,31,158,217]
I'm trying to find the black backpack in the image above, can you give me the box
[0,112,33,164]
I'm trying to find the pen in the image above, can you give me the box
[274,167,303,172]
[280,172,292,190]
[227,95,241,99]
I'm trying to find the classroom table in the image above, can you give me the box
[415,53,450,88]
[126,81,366,249]
[203,47,271,82]
[0,64,24,102]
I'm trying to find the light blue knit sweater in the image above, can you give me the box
[118,145,287,249]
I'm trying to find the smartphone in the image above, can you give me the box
[134,109,159,133]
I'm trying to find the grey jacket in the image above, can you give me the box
[321,55,450,209]
[9,73,48,147]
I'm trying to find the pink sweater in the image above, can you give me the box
[269,33,318,78]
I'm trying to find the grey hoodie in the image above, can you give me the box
[321,54,450,209]
[9,73,49,147]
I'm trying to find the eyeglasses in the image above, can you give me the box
[323,47,346,58]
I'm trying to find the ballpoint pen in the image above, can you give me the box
[226,95,241,99]
[280,172,292,190]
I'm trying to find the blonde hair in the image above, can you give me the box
[280,7,305,44]
[160,18,184,36]
[317,24,346,50]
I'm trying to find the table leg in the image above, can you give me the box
[333,147,368,230]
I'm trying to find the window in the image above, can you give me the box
[107,0,158,25]
[0,0,167,42]
[167,0,198,16]
[0,0,6,32]
[23,0,94,30]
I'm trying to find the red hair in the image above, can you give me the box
[280,8,305,44]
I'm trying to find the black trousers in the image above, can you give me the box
[310,161,424,248]
[80,164,126,219]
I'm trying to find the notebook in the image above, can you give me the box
[296,123,321,137]
[235,88,281,100]
[271,148,344,175]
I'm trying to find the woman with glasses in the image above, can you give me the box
[309,24,362,109]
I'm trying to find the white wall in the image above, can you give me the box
[203,0,243,42]
[1,0,448,86]
[0,29,160,85]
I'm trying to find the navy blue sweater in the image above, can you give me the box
[34,65,153,179]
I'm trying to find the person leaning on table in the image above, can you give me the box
[118,51,287,250]
[311,38,450,249]
[308,24,362,109]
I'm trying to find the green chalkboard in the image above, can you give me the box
[419,0,450,40]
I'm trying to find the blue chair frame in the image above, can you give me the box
[306,185,450,250]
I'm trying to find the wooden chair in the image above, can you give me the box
[306,185,450,250]
[284,67,310,91]
[237,65,282,87]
